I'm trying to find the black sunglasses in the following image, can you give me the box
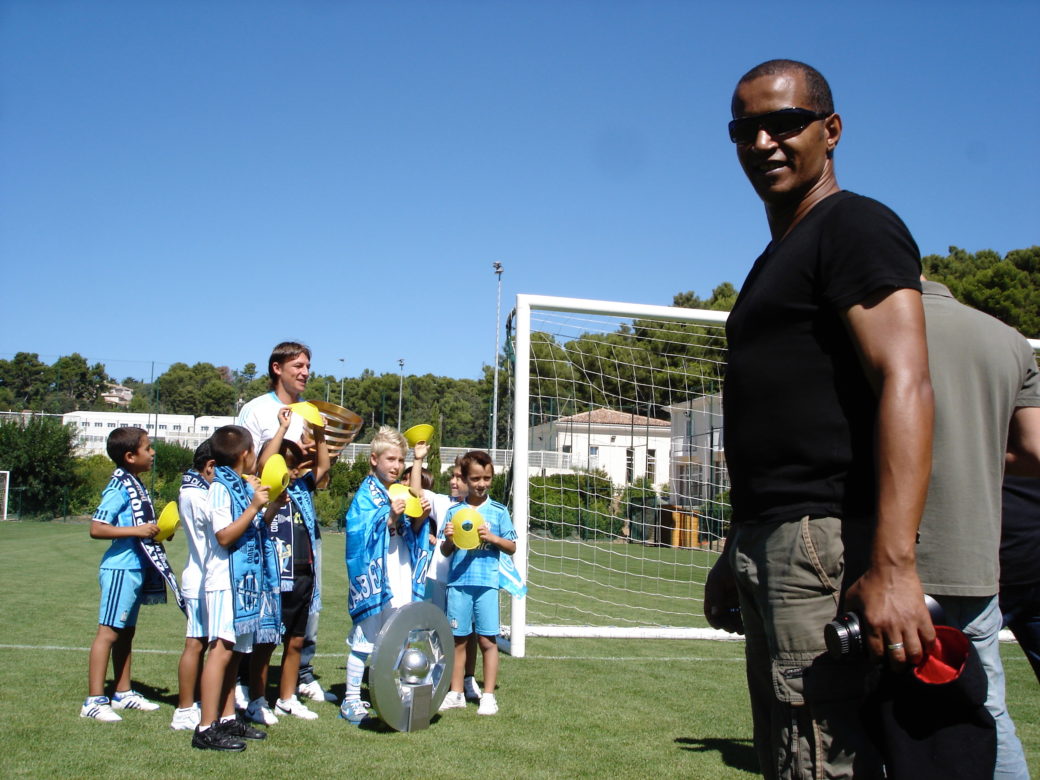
[728,107,831,145]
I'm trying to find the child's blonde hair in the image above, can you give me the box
[369,425,407,458]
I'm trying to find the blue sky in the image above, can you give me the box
[2,1,1037,384]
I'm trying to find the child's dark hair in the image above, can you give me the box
[193,439,214,471]
[279,438,305,468]
[460,450,493,478]
[267,341,311,385]
[210,425,254,467]
[401,465,434,490]
[106,427,147,467]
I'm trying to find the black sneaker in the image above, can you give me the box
[191,722,246,752]
[219,714,267,741]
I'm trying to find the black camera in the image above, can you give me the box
[824,595,944,659]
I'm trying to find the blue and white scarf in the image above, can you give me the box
[181,469,209,493]
[213,466,281,644]
[345,475,431,622]
[113,468,185,612]
[275,476,322,615]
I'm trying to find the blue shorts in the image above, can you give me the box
[98,568,143,629]
[447,585,499,637]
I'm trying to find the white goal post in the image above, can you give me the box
[508,294,735,658]
[0,471,9,521]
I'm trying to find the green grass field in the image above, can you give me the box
[1,521,1037,778]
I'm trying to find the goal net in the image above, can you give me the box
[507,294,734,657]
[0,471,9,521]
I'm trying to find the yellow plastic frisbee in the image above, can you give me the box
[388,482,424,518]
[403,423,434,447]
[451,506,485,550]
[289,401,325,427]
[154,500,180,543]
[260,454,290,501]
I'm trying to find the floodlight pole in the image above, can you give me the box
[339,357,346,406]
[397,358,405,428]
[491,261,504,454]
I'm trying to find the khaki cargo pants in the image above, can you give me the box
[730,516,882,780]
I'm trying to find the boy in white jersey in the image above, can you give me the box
[193,425,274,752]
[170,440,216,731]
[340,426,430,725]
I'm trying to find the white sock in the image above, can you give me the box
[345,651,368,701]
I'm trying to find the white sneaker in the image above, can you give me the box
[244,697,279,725]
[80,696,122,722]
[297,679,338,703]
[477,692,498,716]
[275,695,319,720]
[439,691,466,711]
[111,690,160,711]
[170,704,201,730]
[234,684,250,711]
[463,675,482,702]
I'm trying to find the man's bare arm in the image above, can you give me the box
[842,286,935,665]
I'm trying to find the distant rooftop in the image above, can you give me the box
[555,407,669,427]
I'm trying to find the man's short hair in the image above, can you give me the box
[735,59,834,115]
[460,450,494,478]
[106,427,147,467]
[369,425,407,459]
[192,439,214,471]
[267,341,312,386]
[210,425,254,467]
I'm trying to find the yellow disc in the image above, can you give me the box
[261,454,290,500]
[289,401,325,427]
[388,482,424,518]
[154,500,180,543]
[451,506,484,550]
[403,423,434,447]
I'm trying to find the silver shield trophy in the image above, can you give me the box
[368,601,454,731]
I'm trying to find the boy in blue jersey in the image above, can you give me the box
[438,450,517,716]
[341,426,431,725]
[81,427,163,722]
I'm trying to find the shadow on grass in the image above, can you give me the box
[675,736,758,774]
[127,679,177,706]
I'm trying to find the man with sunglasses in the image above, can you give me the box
[705,60,935,779]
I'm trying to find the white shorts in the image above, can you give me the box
[347,610,392,654]
[205,590,254,652]
[184,596,208,639]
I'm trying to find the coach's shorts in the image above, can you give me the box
[281,570,314,639]
[183,596,208,639]
[347,610,392,654]
[205,589,255,652]
[448,585,499,638]
[98,568,143,629]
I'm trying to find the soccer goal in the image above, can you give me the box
[507,294,734,657]
[0,471,9,521]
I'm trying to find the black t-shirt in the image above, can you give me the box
[723,191,921,524]
[1000,475,1040,588]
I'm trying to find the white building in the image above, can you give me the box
[667,394,727,507]
[528,407,672,490]
[63,410,235,454]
